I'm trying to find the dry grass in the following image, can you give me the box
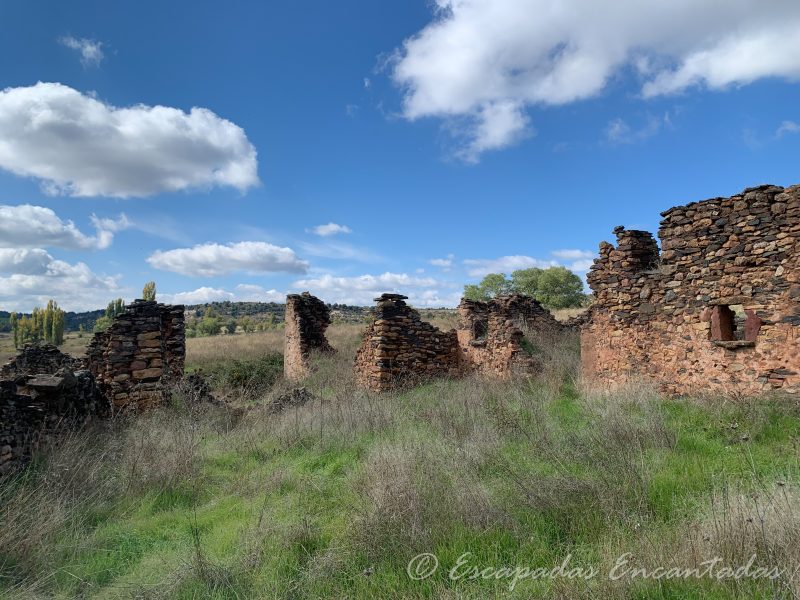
[1,321,798,598]
[551,306,588,322]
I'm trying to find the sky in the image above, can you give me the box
[0,0,799,311]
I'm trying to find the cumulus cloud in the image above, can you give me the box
[308,223,353,237]
[59,36,104,67]
[391,0,800,160]
[0,204,128,250]
[776,120,800,137]
[158,284,286,305]
[0,82,259,198]
[147,241,308,277]
[292,272,456,306]
[0,248,121,311]
[551,249,594,261]
[463,255,558,277]
[429,254,454,270]
[233,284,285,302]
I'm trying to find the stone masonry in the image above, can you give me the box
[1,345,106,475]
[354,294,461,391]
[582,184,800,395]
[457,295,562,378]
[284,292,335,381]
[87,299,186,411]
[351,293,561,391]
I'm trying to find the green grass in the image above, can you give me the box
[1,335,798,599]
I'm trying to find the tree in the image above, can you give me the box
[510,268,542,297]
[462,267,586,309]
[532,266,585,309]
[11,300,65,347]
[94,298,126,332]
[463,273,512,301]
[142,281,156,301]
[225,320,237,335]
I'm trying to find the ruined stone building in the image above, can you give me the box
[1,300,186,474]
[87,299,186,410]
[582,184,800,395]
[354,294,461,391]
[457,295,562,378]
[284,292,335,381]
[348,293,561,392]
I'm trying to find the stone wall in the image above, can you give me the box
[354,294,460,391]
[284,292,335,381]
[1,345,105,475]
[456,294,562,377]
[582,184,800,395]
[87,300,185,411]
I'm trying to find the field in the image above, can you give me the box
[1,322,799,599]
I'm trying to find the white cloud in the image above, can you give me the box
[391,0,800,160]
[550,249,594,261]
[292,272,456,306]
[158,284,286,305]
[463,255,558,277]
[158,287,234,305]
[776,120,800,137]
[429,254,454,269]
[59,36,104,67]
[147,241,308,277]
[0,82,259,198]
[605,114,670,144]
[0,204,128,250]
[0,248,121,311]
[308,222,353,236]
[233,284,285,302]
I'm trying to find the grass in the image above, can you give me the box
[1,323,798,599]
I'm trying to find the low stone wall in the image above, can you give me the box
[284,292,335,381]
[456,294,562,377]
[0,345,106,475]
[86,300,185,412]
[582,184,800,395]
[354,294,460,391]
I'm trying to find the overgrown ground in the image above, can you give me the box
[1,322,799,599]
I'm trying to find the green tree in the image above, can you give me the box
[142,281,156,301]
[94,298,126,333]
[510,268,543,297]
[11,300,65,347]
[463,267,586,309]
[225,320,237,335]
[463,272,513,301]
[532,266,585,309]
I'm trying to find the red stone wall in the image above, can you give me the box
[582,184,800,395]
[86,300,185,411]
[284,292,335,381]
[353,294,460,391]
[456,295,561,378]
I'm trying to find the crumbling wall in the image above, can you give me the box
[87,299,185,411]
[582,184,800,395]
[354,294,460,391]
[1,345,106,475]
[284,292,335,381]
[456,294,562,377]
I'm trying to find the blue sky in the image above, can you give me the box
[1,0,799,310]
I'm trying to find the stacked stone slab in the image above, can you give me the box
[582,184,800,395]
[456,294,562,377]
[284,292,335,381]
[354,294,460,391]
[1,345,106,475]
[86,300,185,411]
